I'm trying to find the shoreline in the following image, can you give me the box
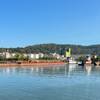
[0,62,65,67]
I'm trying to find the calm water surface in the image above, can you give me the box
[0,64,100,100]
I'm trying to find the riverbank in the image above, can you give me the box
[0,60,65,67]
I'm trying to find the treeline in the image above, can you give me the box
[0,44,100,55]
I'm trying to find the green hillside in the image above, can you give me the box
[0,44,100,55]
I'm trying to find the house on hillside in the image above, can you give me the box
[27,53,44,60]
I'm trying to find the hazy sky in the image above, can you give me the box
[0,0,100,47]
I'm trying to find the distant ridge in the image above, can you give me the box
[0,43,100,55]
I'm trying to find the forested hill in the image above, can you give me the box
[0,44,100,55]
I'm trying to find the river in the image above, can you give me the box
[0,64,100,100]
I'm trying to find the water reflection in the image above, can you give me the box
[67,64,77,77]
[0,65,99,77]
[0,64,98,77]
[85,65,92,76]
[0,65,100,100]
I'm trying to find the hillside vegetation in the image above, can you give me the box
[0,44,100,55]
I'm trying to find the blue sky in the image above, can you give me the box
[0,0,100,47]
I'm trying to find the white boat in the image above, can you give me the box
[68,58,77,64]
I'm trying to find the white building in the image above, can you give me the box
[28,54,35,59]
[5,52,12,59]
[51,53,61,59]
[35,54,40,59]
[39,53,44,58]
[28,53,44,60]
[11,53,16,57]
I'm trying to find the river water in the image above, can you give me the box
[0,64,100,100]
